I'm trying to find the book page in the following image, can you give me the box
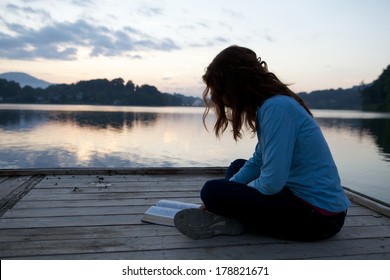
[156,199,200,210]
[142,206,180,226]
[142,200,201,226]
[145,206,181,218]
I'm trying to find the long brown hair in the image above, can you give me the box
[202,45,312,140]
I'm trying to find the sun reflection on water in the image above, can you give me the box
[0,105,389,204]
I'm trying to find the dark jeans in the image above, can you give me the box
[200,159,346,241]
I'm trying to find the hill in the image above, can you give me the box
[297,86,363,110]
[0,72,51,89]
[0,76,202,106]
[298,64,390,112]
[1,67,389,110]
[361,65,390,111]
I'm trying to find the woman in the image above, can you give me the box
[174,45,350,241]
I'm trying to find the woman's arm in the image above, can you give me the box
[248,104,296,194]
[229,143,263,184]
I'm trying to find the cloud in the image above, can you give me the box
[222,8,245,19]
[264,35,276,42]
[260,28,277,43]
[136,3,163,17]
[6,3,52,20]
[189,36,230,48]
[214,37,229,43]
[0,19,180,60]
[70,0,93,7]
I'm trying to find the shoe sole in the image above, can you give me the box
[174,208,244,239]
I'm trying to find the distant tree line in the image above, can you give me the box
[298,86,363,110]
[0,77,203,106]
[360,65,390,112]
[1,64,389,111]
[298,64,390,112]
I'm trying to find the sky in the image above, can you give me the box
[0,0,390,97]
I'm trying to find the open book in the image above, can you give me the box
[142,199,201,226]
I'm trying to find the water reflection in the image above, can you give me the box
[0,106,247,169]
[2,108,389,161]
[316,117,390,162]
[0,110,158,132]
[362,118,390,159]
[0,105,389,204]
[313,114,390,205]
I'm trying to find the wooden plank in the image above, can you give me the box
[9,197,201,209]
[0,211,388,230]
[319,253,390,260]
[37,174,218,183]
[0,176,31,198]
[0,222,388,244]
[346,205,383,216]
[0,169,389,260]
[20,191,200,201]
[0,224,178,242]
[0,176,8,184]
[337,225,390,239]
[343,215,390,227]
[1,205,154,218]
[27,184,204,194]
[345,189,390,217]
[1,202,374,219]
[74,237,389,260]
[0,213,146,228]
[0,176,43,216]
[1,232,389,260]
[0,233,282,259]
[15,250,390,260]
[3,197,364,211]
[0,167,227,176]
[31,175,206,190]
[33,177,212,195]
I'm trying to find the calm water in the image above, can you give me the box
[1,104,390,205]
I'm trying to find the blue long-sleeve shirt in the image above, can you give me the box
[230,95,350,213]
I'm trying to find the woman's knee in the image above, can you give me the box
[225,159,247,179]
[231,158,247,166]
[200,179,226,204]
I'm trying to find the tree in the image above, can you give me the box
[0,77,203,106]
[361,65,390,111]
[125,80,135,94]
[0,78,21,102]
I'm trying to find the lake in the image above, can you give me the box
[1,104,389,205]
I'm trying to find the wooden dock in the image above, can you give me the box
[0,168,389,260]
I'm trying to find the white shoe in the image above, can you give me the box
[174,208,244,239]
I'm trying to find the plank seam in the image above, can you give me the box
[0,176,44,217]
